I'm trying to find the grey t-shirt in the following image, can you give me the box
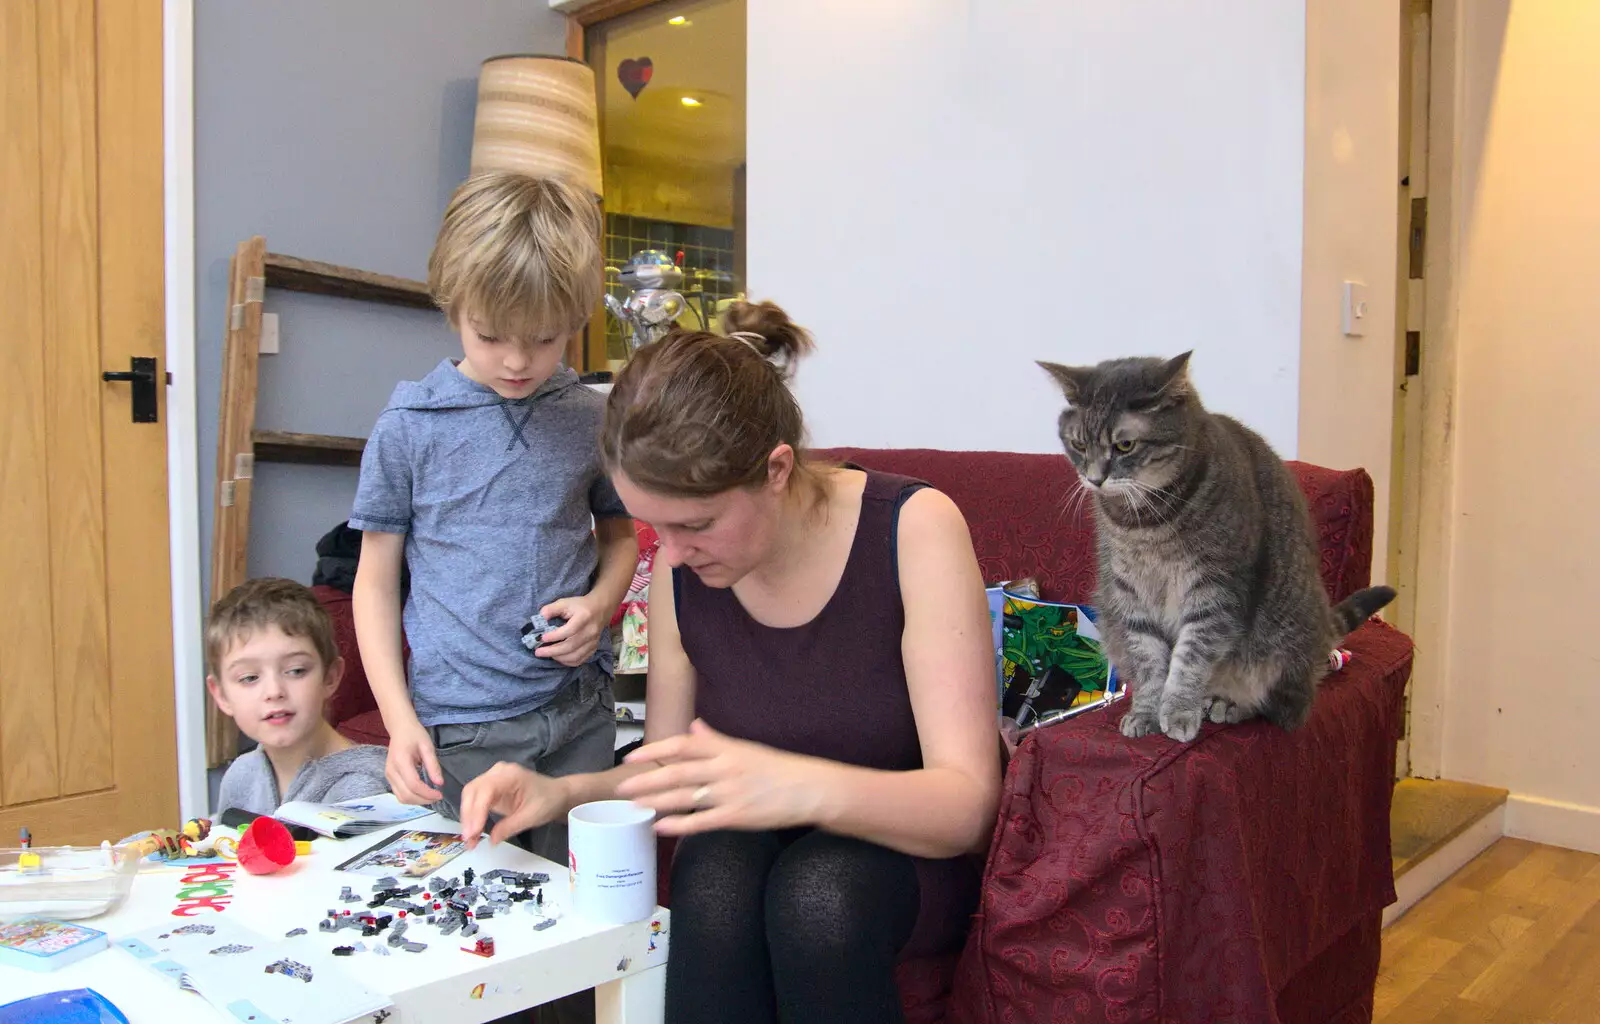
[349,360,630,726]
[214,745,390,818]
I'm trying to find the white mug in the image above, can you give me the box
[567,800,656,924]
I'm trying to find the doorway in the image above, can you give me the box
[567,0,748,372]
[0,0,178,844]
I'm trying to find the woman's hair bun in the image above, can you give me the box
[721,299,814,376]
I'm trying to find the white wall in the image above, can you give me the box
[747,0,1307,457]
[1440,0,1600,852]
[1298,0,1401,583]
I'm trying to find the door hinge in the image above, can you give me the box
[1409,198,1427,279]
[1405,331,1421,376]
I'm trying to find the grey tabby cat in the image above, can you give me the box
[1039,352,1395,742]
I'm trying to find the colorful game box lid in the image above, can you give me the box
[0,916,109,972]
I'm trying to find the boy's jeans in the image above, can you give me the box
[427,661,616,865]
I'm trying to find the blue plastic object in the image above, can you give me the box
[0,988,129,1024]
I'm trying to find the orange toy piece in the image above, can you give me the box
[235,817,297,875]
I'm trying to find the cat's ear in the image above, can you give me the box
[1153,351,1193,403]
[1038,361,1091,405]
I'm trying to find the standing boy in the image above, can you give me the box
[352,172,636,863]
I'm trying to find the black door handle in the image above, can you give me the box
[102,356,159,423]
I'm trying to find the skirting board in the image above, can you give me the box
[1505,793,1600,856]
[1384,801,1505,928]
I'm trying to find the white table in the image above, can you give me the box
[0,815,668,1023]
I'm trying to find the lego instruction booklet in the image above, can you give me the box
[116,917,391,1024]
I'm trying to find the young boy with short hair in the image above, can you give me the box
[209,578,389,816]
[351,172,637,863]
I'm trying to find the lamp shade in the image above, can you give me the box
[470,54,602,197]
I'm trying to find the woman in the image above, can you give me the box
[459,301,1000,1023]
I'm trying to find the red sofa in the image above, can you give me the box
[318,448,1412,1024]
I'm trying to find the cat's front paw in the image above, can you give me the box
[1159,703,1204,743]
[1120,707,1160,738]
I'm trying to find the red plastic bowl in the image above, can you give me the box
[236,817,296,875]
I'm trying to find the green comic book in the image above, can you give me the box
[999,593,1122,727]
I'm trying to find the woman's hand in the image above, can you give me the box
[533,594,605,666]
[458,762,571,849]
[617,720,832,836]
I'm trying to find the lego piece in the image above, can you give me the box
[319,919,339,933]
[285,928,307,938]
[461,921,479,938]
[340,886,360,903]
[353,942,367,953]
[438,916,461,937]
[463,867,474,885]
[533,917,558,931]
[264,958,314,983]
[376,876,398,889]
[403,941,428,953]
[373,943,391,956]
[332,945,356,957]
[461,936,495,958]
[475,906,496,920]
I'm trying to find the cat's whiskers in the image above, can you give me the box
[1127,479,1189,517]
[1057,477,1092,526]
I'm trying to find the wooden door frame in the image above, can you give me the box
[1398,0,1467,780]
[162,0,208,820]
[557,0,669,46]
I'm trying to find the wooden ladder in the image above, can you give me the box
[206,238,435,768]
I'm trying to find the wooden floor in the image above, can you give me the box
[1375,838,1600,1023]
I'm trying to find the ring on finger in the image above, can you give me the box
[691,785,713,808]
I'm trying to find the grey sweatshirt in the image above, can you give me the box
[214,745,390,818]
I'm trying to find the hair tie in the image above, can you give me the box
[727,331,765,354]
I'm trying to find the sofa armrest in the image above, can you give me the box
[1288,463,1376,602]
[949,621,1413,1023]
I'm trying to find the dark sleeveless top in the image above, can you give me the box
[674,470,980,958]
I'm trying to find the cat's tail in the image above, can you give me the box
[1331,585,1397,636]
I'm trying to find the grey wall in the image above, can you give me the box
[195,1,570,595]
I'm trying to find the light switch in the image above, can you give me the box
[1341,281,1369,337]
[260,312,280,354]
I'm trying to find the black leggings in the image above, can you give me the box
[665,829,921,1024]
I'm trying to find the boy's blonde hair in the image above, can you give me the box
[428,171,603,341]
[206,578,339,678]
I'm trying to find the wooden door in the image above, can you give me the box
[0,0,177,845]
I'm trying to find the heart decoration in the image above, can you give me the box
[618,57,653,100]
